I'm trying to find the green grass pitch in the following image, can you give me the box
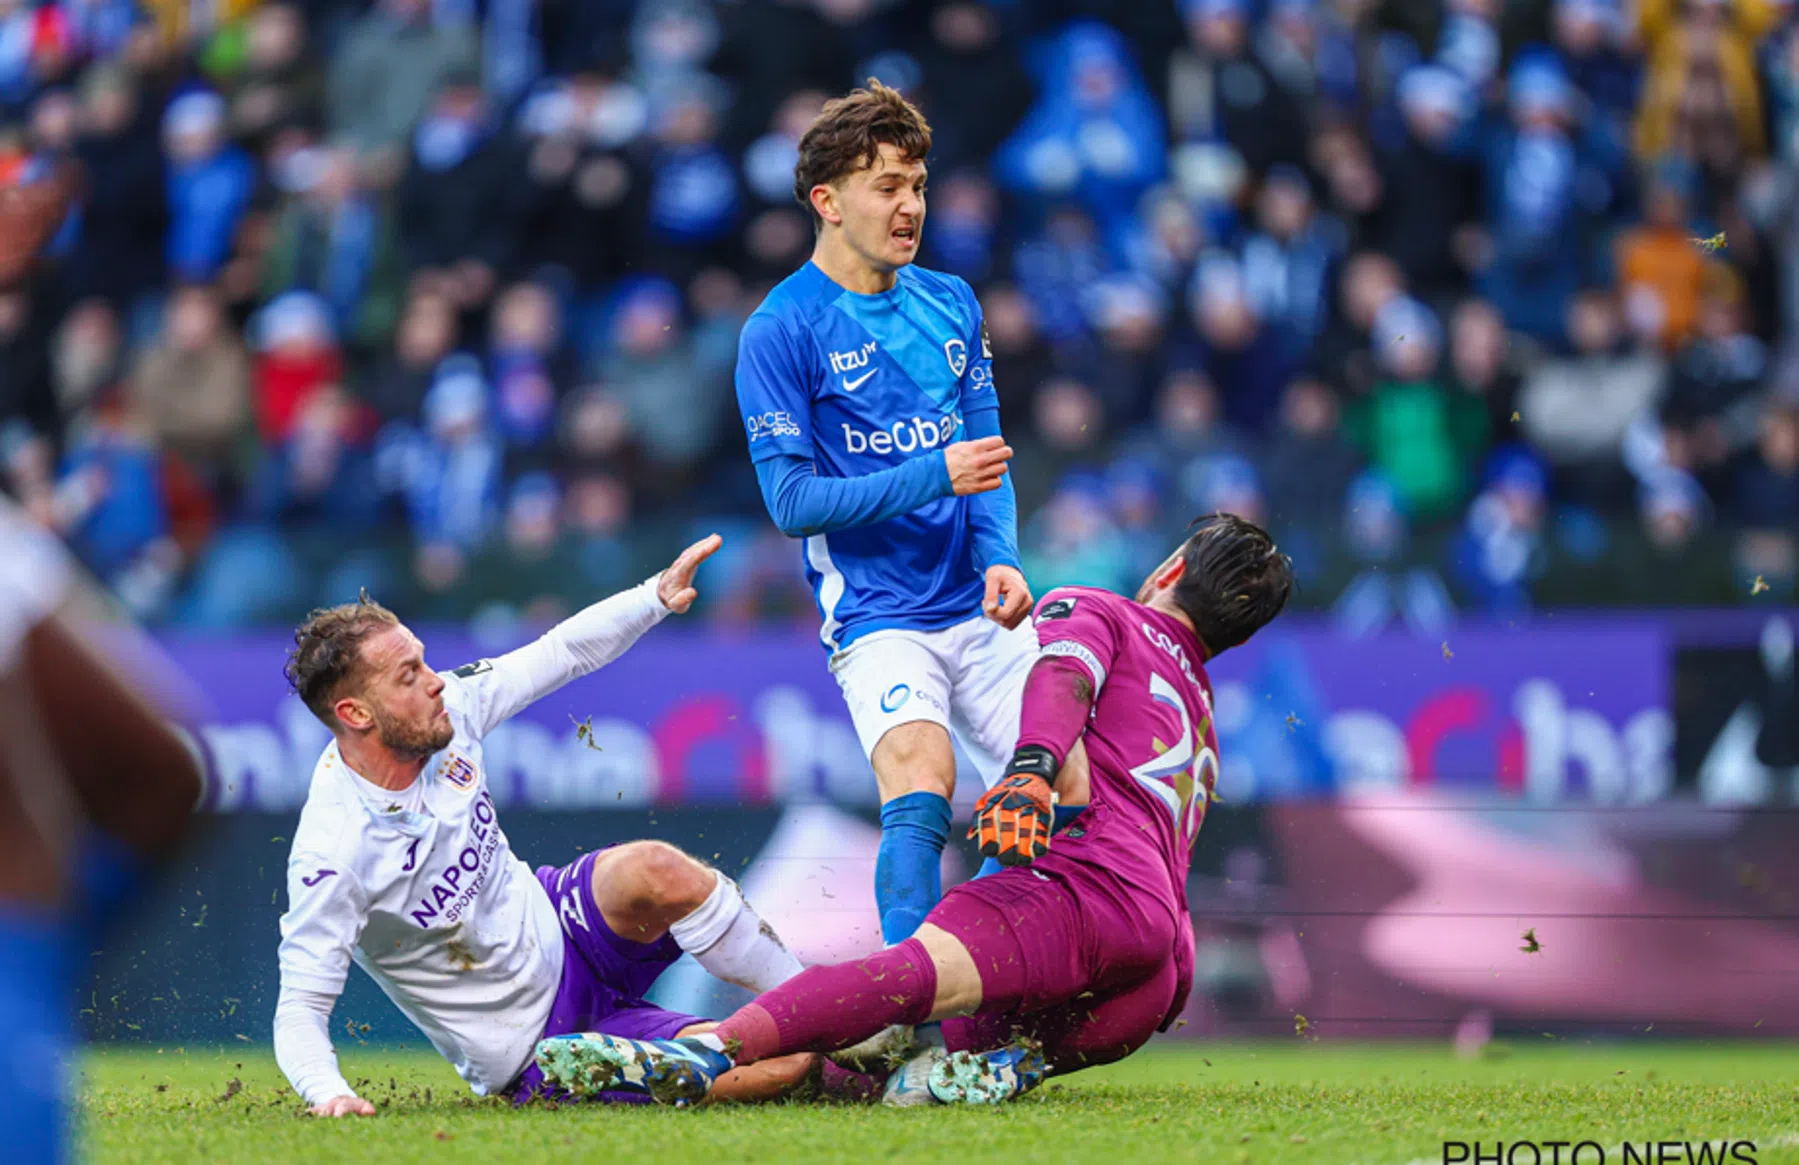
[80,1041,1799,1164]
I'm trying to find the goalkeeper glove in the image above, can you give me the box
[968,745,1057,867]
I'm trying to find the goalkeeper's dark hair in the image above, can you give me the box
[1171,513,1294,658]
[285,590,401,728]
[793,79,932,227]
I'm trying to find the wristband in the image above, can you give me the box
[1005,744,1057,785]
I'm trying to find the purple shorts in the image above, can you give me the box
[508,849,703,1105]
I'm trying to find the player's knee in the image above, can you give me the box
[872,723,956,800]
[619,841,714,916]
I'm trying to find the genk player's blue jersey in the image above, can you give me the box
[736,261,998,652]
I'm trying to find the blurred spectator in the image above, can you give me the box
[596,277,732,484]
[0,288,55,447]
[365,288,457,423]
[163,89,256,284]
[1020,469,1131,594]
[1344,295,1485,522]
[644,78,741,279]
[1012,205,1111,343]
[1445,298,1519,435]
[1616,161,1712,349]
[48,300,117,444]
[515,60,650,297]
[922,171,1000,285]
[1735,401,1799,531]
[1551,0,1640,138]
[129,284,254,488]
[63,64,165,312]
[396,70,528,309]
[1632,0,1775,189]
[253,382,379,533]
[1372,65,1478,301]
[252,289,342,442]
[1261,378,1362,526]
[1310,249,1402,397]
[1081,273,1169,423]
[1453,447,1551,612]
[487,279,571,464]
[1166,0,1306,177]
[1478,53,1584,345]
[1012,376,1107,518]
[1660,266,1766,496]
[913,2,1034,172]
[1520,288,1666,506]
[1121,369,1250,523]
[997,21,1167,256]
[220,3,324,157]
[329,0,478,171]
[406,360,502,590]
[262,145,401,349]
[1190,251,1292,433]
[1240,166,1343,363]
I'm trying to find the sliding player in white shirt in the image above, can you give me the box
[273,535,813,1115]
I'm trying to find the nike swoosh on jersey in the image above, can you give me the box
[841,369,877,392]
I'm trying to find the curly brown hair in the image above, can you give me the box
[793,80,932,226]
[285,591,401,727]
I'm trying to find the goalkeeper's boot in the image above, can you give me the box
[534,1032,730,1107]
[924,1040,1048,1105]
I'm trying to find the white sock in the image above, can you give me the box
[667,872,805,994]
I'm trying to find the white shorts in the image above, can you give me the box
[829,614,1040,791]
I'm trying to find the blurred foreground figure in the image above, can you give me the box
[0,498,205,1163]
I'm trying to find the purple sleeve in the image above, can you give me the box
[1014,590,1119,766]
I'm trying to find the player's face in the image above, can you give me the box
[833,143,926,272]
[357,625,452,760]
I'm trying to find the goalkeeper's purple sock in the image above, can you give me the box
[712,938,938,1065]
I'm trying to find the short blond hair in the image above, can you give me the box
[284,591,400,726]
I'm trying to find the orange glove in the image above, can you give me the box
[968,746,1058,866]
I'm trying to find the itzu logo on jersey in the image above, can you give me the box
[829,340,877,374]
[842,413,961,456]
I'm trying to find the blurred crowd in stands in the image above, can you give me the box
[0,0,1796,632]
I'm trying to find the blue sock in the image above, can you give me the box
[875,791,952,945]
[977,804,1090,879]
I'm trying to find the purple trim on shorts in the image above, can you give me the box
[505,847,704,1106]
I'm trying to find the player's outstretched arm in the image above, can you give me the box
[449,535,723,736]
[273,984,373,1117]
[275,853,372,1114]
[754,436,1010,539]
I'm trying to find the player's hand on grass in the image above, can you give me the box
[657,533,723,613]
[310,1095,375,1117]
[969,762,1056,867]
[982,565,1032,629]
[944,436,1012,496]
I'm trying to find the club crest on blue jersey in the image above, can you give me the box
[440,754,477,792]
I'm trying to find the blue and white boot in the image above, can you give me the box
[534,1033,731,1107]
[884,1040,1047,1106]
